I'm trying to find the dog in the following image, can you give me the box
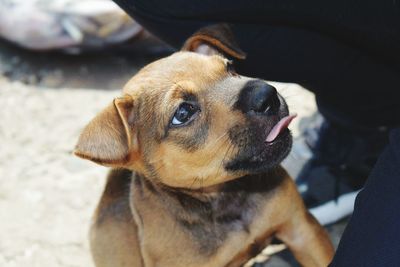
[74,24,334,267]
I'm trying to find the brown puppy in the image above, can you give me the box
[75,25,334,267]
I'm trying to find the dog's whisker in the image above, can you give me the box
[189,176,200,191]
[278,93,296,99]
[202,137,230,167]
[203,134,230,162]
[200,176,204,192]
[213,142,234,182]
[210,131,229,146]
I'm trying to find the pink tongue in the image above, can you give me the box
[265,114,297,143]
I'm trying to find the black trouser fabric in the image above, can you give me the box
[329,127,400,266]
[113,0,400,129]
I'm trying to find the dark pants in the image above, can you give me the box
[112,0,400,265]
[330,128,400,266]
[114,0,400,129]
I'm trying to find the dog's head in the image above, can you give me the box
[75,24,295,189]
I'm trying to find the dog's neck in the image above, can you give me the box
[132,167,286,255]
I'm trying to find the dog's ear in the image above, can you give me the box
[74,95,137,166]
[182,24,246,59]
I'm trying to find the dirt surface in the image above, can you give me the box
[0,40,347,267]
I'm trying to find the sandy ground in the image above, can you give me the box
[0,41,346,267]
[0,77,115,267]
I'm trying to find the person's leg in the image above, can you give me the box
[116,0,400,66]
[114,0,400,128]
[329,128,400,266]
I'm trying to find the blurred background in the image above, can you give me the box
[0,0,347,266]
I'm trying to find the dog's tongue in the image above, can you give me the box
[266,114,297,143]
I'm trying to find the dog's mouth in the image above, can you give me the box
[265,114,297,143]
[225,112,296,173]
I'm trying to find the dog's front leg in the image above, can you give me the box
[276,209,334,267]
[90,169,145,267]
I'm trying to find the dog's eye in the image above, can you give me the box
[171,102,199,126]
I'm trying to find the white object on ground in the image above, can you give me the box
[310,190,361,226]
[0,0,142,50]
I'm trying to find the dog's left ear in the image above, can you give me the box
[182,24,246,59]
[74,95,137,167]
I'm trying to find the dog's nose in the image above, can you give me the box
[236,80,280,115]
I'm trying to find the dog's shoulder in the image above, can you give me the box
[94,168,133,226]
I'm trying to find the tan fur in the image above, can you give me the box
[75,25,334,267]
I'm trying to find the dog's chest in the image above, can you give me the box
[133,178,272,257]
[175,191,258,254]
[130,174,283,266]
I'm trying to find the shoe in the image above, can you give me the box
[297,118,389,225]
